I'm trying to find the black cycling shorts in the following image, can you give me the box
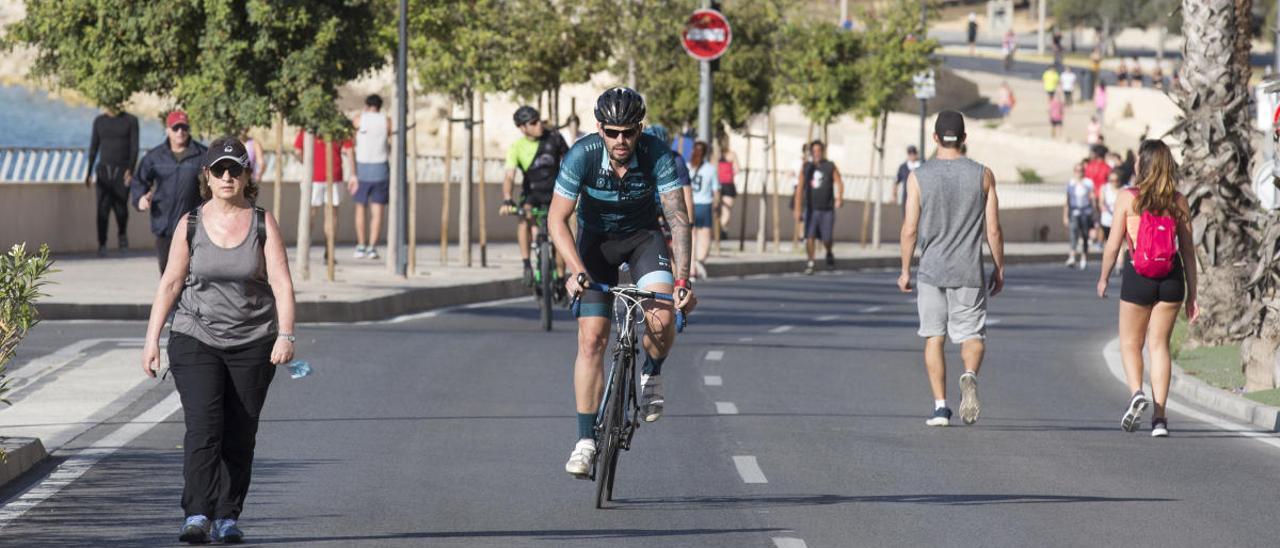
[1120,256,1185,306]
[576,229,674,318]
[520,190,554,209]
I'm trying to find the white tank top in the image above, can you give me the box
[355,111,388,164]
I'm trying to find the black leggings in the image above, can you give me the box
[168,332,277,520]
[95,165,129,246]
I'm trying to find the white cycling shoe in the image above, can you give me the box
[564,438,595,478]
[640,374,665,422]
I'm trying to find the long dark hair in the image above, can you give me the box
[1132,139,1181,221]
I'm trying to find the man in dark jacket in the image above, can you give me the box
[130,111,206,272]
[86,107,139,256]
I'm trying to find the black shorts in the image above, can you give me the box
[1120,256,1186,306]
[719,182,737,197]
[576,229,674,318]
[520,188,554,209]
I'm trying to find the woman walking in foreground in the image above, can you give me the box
[1096,139,1198,438]
[141,136,297,543]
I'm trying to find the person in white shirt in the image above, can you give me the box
[1061,67,1078,106]
[1063,163,1097,270]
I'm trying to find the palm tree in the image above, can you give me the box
[1174,0,1280,389]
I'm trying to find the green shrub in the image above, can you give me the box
[1016,167,1044,184]
[0,244,55,459]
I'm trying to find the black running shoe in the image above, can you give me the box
[1151,417,1169,438]
[825,252,835,268]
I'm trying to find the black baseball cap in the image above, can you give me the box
[205,137,250,168]
[906,145,918,154]
[934,110,966,143]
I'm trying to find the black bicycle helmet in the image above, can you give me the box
[594,87,646,126]
[513,106,539,126]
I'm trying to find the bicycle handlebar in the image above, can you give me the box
[570,276,687,333]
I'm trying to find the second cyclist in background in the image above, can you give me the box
[502,106,570,287]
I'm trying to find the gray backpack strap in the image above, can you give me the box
[186,207,200,256]
[255,206,267,251]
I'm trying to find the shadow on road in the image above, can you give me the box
[616,492,1177,510]
[243,526,788,545]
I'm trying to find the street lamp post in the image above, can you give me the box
[394,0,408,277]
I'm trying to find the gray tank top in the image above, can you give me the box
[172,206,277,348]
[914,157,987,288]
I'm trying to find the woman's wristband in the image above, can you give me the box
[278,332,295,342]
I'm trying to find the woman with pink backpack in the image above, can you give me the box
[1096,139,1199,438]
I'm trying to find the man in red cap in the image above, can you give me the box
[131,110,207,272]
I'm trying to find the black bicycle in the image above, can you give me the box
[572,274,686,509]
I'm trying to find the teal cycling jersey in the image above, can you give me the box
[554,133,682,234]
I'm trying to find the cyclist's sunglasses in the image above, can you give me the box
[602,126,640,139]
[210,161,245,178]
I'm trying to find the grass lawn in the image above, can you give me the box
[1171,319,1280,407]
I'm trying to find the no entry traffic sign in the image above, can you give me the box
[681,9,732,61]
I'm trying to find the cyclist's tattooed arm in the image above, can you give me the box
[660,189,692,280]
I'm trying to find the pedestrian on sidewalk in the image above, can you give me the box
[348,94,392,260]
[1063,162,1096,270]
[239,128,265,184]
[1116,58,1129,87]
[966,13,978,56]
[86,106,139,256]
[1099,170,1122,251]
[131,111,206,273]
[1086,116,1103,145]
[1042,66,1060,100]
[1097,139,1199,438]
[292,130,352,261]
[1001,30,1016,72]
[1061,67,1078,106]
[899,111,1005,427]
[1129,57,1144,88]
[689,141,720,280]
[1049,90,1065,139]
[716,132,739,241]
[794,140,843,275]
[997,81,1015,119]
[895,145,922,213]
[141,136,297,544]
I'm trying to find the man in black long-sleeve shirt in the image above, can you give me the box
[86,108,140,256]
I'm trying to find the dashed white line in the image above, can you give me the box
[987,318,1003,326]
[715,401,739,414]
[773,538,809,548]
[816,314,839,321]
[704,375,723,386]
[769,325,793,334]
[739,337,755,342]
[704,350,724,361]
[0,391,182,529]
[732,455,768,484]
[861,305,883,313]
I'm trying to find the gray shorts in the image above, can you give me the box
[917,282,987,343]
[804,209,835,242]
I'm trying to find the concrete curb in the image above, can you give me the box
[1102,339,1280,433]
[41,253,1066,323]
[0,437,48,488]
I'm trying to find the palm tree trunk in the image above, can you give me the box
[1174,0,1259,347]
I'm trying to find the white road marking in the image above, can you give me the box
[1102,339,1280,451]
[704,350,725,361]
[715,401,739,414]
[816,315,839,321]
[987,318,1003,326]
[0,391,182,529]
[704,375,723,386]
[861,305,883,313]
[769,325,793,334]
[739,337,755,342]
[773,538,809,548]
[732,455,768,484]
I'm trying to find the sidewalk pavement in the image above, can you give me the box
[39,241,1071,322]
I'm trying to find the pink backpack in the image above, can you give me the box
[1126,189,1179,278]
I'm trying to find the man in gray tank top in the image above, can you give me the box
[898,111,1006,427]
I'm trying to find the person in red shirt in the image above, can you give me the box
[1083,146,1111,200]
[293,131,353,255]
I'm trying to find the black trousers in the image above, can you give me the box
[156,235,172,273]
[167,332,277,520]
[94,165,129,247]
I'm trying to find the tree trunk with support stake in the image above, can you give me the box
[441,100,453,265]
[272,112,283,221]
[478,92,488,267]
[408,87,419,275]
[324,134,337,281]
[296,133,314,280]
[770,109,780,252]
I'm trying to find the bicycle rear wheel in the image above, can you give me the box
[594,351,628,509]
[539,240,553,331]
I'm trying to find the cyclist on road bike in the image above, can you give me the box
[502,106,570,287]
[550,88,697,477]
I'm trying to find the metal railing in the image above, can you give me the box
[0,147,507,184]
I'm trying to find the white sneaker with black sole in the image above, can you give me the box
[959,372,980,425]
[640,374,664,422]
[564,438,595,478]
[1121,391,1148,432]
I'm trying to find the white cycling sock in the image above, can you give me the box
[935,399,947,410]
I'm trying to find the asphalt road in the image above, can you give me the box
[3,263,1279,547]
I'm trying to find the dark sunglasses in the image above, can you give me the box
[603,126,640,139]
[210,162,245,178]
[171,124,190,132]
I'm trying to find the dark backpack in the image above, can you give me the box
[523,132,567,197]
[187,205,267,256]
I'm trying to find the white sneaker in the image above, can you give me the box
[564,438,595,478]
[353,246,367,259]
[366,247,380,260]
[958,372,980,425]
[1078,257,1088,270]
[1064,256,1076,267]
[640,374,665,422]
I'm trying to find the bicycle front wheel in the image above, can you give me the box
[594,351,628,509]
[539,240,553,331]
